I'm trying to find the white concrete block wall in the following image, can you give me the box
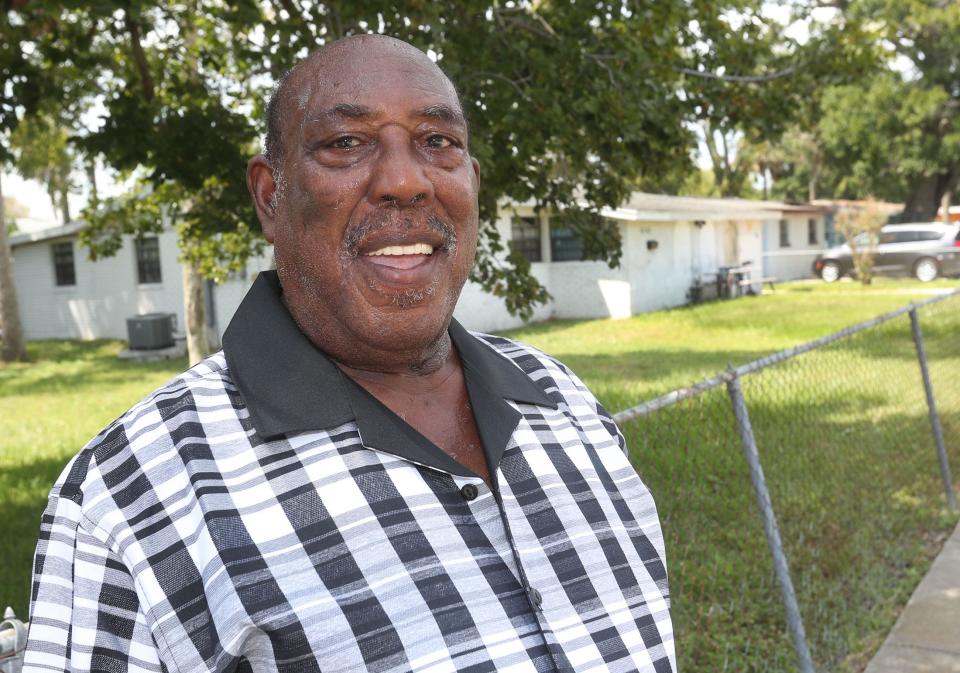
[548,259,630,320]
[454,266,553,333]
[625,221,694,313]
[454,209,554,332]
[762,216,826,281]
[12,230,184,340]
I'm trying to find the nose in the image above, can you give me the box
[368,128,433,207]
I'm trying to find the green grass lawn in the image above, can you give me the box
[0,342,187,620]
[505,278,960,410]
[2,277,958,671]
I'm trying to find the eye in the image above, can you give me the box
[331,136,362,149]
[425,134,455,149]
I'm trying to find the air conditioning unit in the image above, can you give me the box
[126,313,175,350]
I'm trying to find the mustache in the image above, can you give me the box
[342,210,458,257]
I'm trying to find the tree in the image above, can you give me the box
[683,2,880,199]
[0,4,46,362]
[770,1,960,217]
[15,0,701,329]
[17,0,859,330]
[0,172,28,361]
[10,111,75,224]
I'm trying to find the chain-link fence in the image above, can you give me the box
[614,290,960,673]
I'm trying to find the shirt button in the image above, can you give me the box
[528,586,543,609]
[460,483,479,501]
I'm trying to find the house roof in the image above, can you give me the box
[9,220,84,247]
[604,192,828,222]
[811,198,903,214]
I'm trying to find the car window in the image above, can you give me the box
[878,232,897,244]
[916,231,945,241]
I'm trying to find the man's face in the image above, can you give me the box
[250,40,480,361]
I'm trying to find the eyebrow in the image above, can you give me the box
[415,104,467,128]
[310,102,466,126]
[318,103,375,121]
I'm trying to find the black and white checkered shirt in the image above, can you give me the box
[25,271,674,673]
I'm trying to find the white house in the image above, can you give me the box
[8,193,828,342]
[756,201,831,282]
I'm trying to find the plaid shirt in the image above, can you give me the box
[25,272,674,673]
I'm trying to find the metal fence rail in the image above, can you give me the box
[615,289,960,673]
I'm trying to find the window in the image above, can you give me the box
[550,223,586,262]
[917,230,945,242]
[135,237,162,284]
[852,231,879,247]
[778,219,790,247]
[807,218,818,245]
[52,241,76,286]
[510,216,542,262]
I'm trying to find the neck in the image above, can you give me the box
[280,294,455,377]
[333,331,455,385]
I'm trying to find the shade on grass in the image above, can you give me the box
[1,278,958,671]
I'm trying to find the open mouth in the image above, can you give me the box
[357,240,442,291]
[363,243,436,270]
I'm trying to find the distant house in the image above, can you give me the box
[755,201,831,282]
[8,193,830,341]
[458,193,829,331]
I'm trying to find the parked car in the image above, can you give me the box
[813,222,960,282]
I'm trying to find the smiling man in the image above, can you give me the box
[24,36,674,673]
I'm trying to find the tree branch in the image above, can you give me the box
[678,66,796,83]
[123,8,155,101]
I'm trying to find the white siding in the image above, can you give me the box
[13,230,184,340]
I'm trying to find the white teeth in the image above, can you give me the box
[365,243,434,256]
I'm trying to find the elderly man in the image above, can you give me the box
[25,36,674,673]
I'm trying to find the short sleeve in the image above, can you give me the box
[24,492,166,673]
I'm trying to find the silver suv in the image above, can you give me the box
[813,222,960,282]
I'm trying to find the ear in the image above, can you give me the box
[471,156,481,190]
[247,155,279,242]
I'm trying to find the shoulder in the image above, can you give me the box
[50,352,238,514]
[470,331,591,395]
[471,331,574,382]
[470,331,619,425]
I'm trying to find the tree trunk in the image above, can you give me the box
[0,173,29,362]
[86,159,98,202]
[902,174,943,221]
[59,177,70,224]
[182,261,213,366]
[178,19,214,368]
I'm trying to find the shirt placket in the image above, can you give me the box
[450,472,571,673]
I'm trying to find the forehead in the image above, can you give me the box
[290,44,462,124]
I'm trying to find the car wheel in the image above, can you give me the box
[820,261,841,283]
[914,257,939,282]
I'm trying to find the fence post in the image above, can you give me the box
[909,308,958,511]
[726,372,816,673]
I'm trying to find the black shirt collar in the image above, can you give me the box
[222,271,555,476]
